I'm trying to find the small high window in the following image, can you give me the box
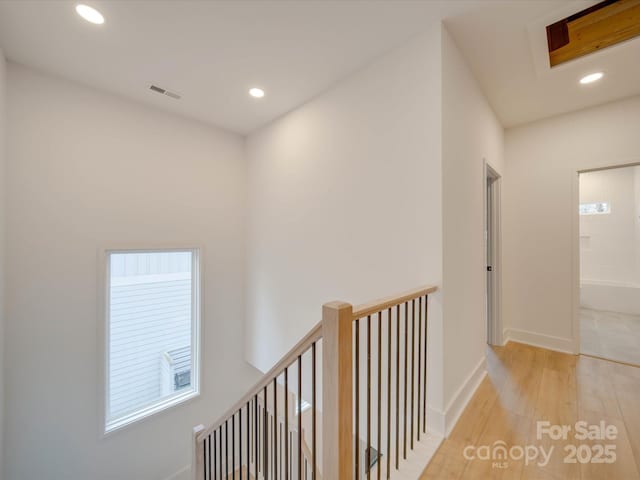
[104,249,200,433]
[579,202,610,215]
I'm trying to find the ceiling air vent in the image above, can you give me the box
[148,84,181,100]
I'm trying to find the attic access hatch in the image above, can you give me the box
[546,0,640,67]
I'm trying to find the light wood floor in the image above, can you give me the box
[420,341,640,479]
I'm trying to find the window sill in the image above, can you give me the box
[104,389,200,436]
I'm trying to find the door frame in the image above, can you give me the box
[484,161,503,346]
[572,160,640,354]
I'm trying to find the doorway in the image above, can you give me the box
[485,163,502,346]
[578,164,640,365]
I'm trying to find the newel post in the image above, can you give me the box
[193,424,205,480]
[322,301,354,479]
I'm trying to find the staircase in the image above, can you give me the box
[193,285,438,480]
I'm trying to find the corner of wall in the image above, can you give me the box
[440,17,505,417]
[0,47,7,480]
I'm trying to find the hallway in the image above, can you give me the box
[421,342,640,479]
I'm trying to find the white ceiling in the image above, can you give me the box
[445,0,640,128]
[0,0,475,135]
[1,1,639,134]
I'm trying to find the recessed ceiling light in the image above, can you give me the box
[579,72,604,85]
[249,88,265,98]
[76,4,105,25]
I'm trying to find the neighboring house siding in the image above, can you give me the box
[108,252,192,419]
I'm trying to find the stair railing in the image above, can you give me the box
[193,285,437,480]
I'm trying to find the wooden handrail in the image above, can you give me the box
[197,320,322,442]
[351,284,438,320]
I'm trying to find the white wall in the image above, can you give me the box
[441,28,504,424]
[504,95,640,351]
[245,25,445,416]
[0,48,6,480]
[244,23,505,437]
[579,167,638,285]
[635,167,640,284]
[4,64,260,480]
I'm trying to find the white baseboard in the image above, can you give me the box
[427,405,446,437]
[502,328,510,346]
[442,356,487,437]
[504,328,574,354]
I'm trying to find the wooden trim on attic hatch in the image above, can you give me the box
[547,0,640,67]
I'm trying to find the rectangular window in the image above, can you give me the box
[105,249,200,433]
[579,202,610,215]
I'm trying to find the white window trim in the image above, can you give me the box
[99,246,202,436]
